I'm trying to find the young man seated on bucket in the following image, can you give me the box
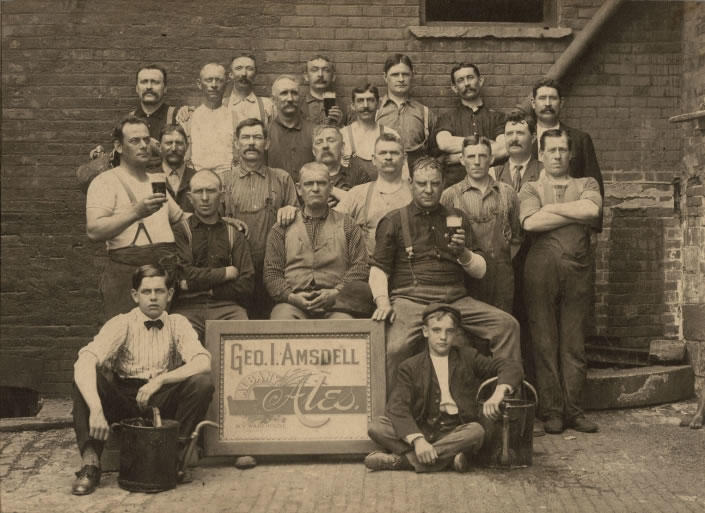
[365,303,522,472]
[71,264,214,495]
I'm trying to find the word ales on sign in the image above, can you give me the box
[206,320,385,455]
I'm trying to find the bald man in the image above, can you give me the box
[263,162,368,319]
[172,169,255,340]
[267,74,315,183]
[188,63,234,178]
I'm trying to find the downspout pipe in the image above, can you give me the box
[545,0,625,81]
[518,0,625,111]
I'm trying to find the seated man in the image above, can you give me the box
[370,157,521,389]
[263,162,369,319]
[71,264,213,495]
[172,170,255,339]
[365,303,522,472]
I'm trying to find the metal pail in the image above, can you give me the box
[475,377,537,469]
[112,408,180,493]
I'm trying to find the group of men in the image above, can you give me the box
[72,51,605,494]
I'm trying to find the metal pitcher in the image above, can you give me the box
[475,377,538,469]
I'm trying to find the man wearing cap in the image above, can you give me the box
[370,156,521,390]
[365,303,522,472]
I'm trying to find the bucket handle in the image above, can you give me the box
[476,376,538,407]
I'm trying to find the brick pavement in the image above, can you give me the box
[1,402,704,513]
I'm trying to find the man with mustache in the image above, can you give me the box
[440,135,521,314]
[312,125,369,208]
[187,63,233,178]
[342,83,407,181]
[530,78,604,229]
[222,118,299,319]
[335,132,413,257]
[376,54,438,171]
[158,124,196,212]
[435,63,507,188]
[263,162,368,320]
[370,156,521,390]
[81,65,181,189]
[492,111,544,429]
[267,75,315,183]
[86,116,186,320]
[227,54,275,132]
[301,55,346,127]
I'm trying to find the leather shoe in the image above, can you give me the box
[567,415,599,433]
[71,465,101,495]
[544,416,564,434]
[364,451,412,471]
[452,452,469,473]
[234,455,257,469]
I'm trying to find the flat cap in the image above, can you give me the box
[421,303,461,324]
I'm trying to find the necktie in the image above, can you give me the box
[513,165,523,191]
[144,319,164,330]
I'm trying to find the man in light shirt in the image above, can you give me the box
[188,62,233,178]
[364,303,522,472]
[335,132,413,257]
[86,116,185,320]
[227,54,275,132]
[71,264,213,495]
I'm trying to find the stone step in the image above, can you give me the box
[584,365,694,410]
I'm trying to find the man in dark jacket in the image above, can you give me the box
[365,303,522,472]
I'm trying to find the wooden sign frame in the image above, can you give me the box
[204,319,386,456]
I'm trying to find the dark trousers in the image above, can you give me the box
[72,372,214,457]
[368,415,485,472]
[172,298,248,342]
[524,247,592,421]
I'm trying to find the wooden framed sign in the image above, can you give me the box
[204,319,386,455]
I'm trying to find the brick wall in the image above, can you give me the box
[679,2,705,391]
[0,0,689,394]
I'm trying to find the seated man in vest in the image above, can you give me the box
[365,303,522,472]
[263,162,369,319]
[370,157,521,390]
[71,264,213,495]
[86,115,186,321]
[172,170,255,339]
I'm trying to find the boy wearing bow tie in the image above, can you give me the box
[70,264,213,495]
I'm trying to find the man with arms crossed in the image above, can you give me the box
[364,303,522,472]
[71,264,213,495]
[520,128,602,434]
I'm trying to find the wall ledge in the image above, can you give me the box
[409,25,572,40]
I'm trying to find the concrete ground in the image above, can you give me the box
[1,400,704,513]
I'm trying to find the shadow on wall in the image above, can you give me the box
[603,209,666,354]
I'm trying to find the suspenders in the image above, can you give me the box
[399,206,418,286]
[181,213,236,266]
[112,172,154,246]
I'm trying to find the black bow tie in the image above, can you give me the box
[144,319,164,330]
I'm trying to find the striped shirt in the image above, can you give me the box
[440,176,521,261]
[78,308,210,380]
[222,164,298,217]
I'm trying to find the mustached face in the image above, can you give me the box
[136,69,166,106]
[451,67,483,101]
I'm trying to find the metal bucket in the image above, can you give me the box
[475,377,537,469]
[112,407,180,493]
